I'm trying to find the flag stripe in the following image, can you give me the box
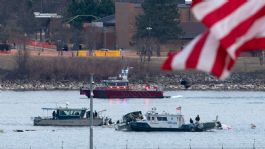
[226,16,265,58]
[163,32,230,78]
[171,34,203,70]
[191,0,204,7]
[161,52,175,70]
[211,0,265,40]
[186,32,209,68]
[197,32,219,73]
[162,0,265,79]
[235,37,265,57]
[211,47,227,78]
[192,0,227,21]
[201,0,247,28]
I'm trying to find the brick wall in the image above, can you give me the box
[115,2,143,49]
[179,6,198,22]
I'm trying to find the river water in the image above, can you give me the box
[0,90,264,149]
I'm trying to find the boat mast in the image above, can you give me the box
[89,74,94,149]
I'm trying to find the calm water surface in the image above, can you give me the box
[0,91,264,149]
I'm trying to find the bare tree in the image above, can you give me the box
[83,25,103,55]
[14,35,30,79]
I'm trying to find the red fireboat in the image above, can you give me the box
[80,68,164,98]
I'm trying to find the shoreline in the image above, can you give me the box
[1,80,265,91]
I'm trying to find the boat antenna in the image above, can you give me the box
[61,140,64,149]
[253,138,256,149]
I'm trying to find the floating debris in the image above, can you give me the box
[251,123,256,129]
[25,130,36,131]
[13,130,24,132]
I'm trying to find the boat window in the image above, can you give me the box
[151,117,155,120]
[59,110,82,116]
[157,117,167,121]
[147,116,150,120]
[59,110,67,116]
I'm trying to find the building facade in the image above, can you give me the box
[115,0,203,50]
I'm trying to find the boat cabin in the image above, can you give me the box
[42,108,88,120]
[102,79,129,87]
[101,67,130,88]
[56,108,86,119]
[145,108,185,128]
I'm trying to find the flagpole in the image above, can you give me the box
[89,74,93,149]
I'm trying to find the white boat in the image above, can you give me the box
[33,107,104,126]
[115,108,220,132]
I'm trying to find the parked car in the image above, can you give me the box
[0,43,10,51]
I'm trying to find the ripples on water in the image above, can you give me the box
[0,91,264,149]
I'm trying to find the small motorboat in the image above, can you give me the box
[115,107,221,132]
[33,107,105,126]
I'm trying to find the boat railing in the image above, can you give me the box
[128,84,162,91]
[34,116,53,120]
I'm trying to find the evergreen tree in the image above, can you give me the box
[135,0,182,42]
[96,0,115,18]
[67,0,114,28]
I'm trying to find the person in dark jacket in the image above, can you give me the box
[190,118,194,124]
[94,110,98,118]
[52,111,56,119]
[195,115,200,122]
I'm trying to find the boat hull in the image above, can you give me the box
[81,89,164,98]
[128,122,216,132]
[33,117,103,126]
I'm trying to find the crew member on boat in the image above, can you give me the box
[190,118,194,124]
[52,111,56,119]
[195,115,200,124]
[94,110,98,118]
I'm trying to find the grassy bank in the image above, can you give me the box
[0,55,168,81]
[0,54,265,82]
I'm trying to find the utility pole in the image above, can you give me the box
[90,74,94,149]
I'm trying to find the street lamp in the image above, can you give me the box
[23,33,27,51]
[146,27,152,31]
[146,27,152,61]
[146,26,152,41]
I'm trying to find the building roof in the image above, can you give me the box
[116,0,185,4]
[95,15,115,26]
[179,22,205,39]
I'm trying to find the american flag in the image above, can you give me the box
[176,106,182,111]
[162,0,265,79]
